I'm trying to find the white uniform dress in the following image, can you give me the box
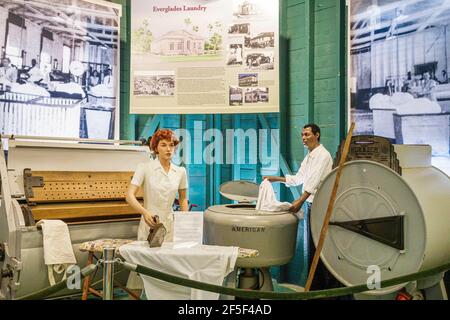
[127,159,188,290]
[131,159,189,241]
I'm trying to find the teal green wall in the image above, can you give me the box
[281,0,345,179]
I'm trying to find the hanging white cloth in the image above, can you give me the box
[119,241,238,300]
[36,220,76,285]
[256,179,292,212]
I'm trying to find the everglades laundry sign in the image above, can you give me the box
[130,0,279,114]
[152,5,208,13]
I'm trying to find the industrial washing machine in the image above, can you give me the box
[0,136,149,299]
[204,180,299,292]
[312,136,450,299]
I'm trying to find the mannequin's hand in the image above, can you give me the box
[289,199,302,213]
[143,213,158,228]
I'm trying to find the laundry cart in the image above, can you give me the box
[80,94,116,139]
[394,112,450,155]
[371,107,397,140]
[0,91,83,138]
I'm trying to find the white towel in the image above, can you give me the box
[119,242,238,300]
[256,179,292,212]
[10,83,50,97]
[90,83,115,98]
[49,82,86,97]
[36,220,77,285]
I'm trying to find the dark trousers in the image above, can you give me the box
[306,202,341,291]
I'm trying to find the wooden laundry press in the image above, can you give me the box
[22,169,143,225]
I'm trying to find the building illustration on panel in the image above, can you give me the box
[151,30,205,56]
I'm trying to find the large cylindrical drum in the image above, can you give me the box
[311,157,450,295]
[204,205,298,268]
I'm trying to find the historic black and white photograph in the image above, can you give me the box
[244,31,274,49]
[228,22,250,35]
[229,86,243,106]
[350,0,450,174]
[238,73,258,87]
[132,0,226,64]
[133,71,175,96]
[244,51,274,70]
[244,87,268,103]
[226,44,243,66]
[0,0,120,140]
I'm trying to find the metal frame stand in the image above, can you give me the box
[102,248,115,300]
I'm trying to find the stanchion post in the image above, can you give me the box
[102,247,115,300]
[304,123,355,292]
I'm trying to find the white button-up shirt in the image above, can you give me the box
[284,144,332,203]
[131,159,188,240]
[27,66,44,83]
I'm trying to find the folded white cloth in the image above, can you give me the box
[256,179,292,212]
[36,220,76,285]
[49,82,86,97]
[10,83,50,97]
[120,241,238,300]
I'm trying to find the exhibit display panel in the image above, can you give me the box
[130,0,279,114]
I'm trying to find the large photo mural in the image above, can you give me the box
[0,0,121,141]
[349,0,450,175]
